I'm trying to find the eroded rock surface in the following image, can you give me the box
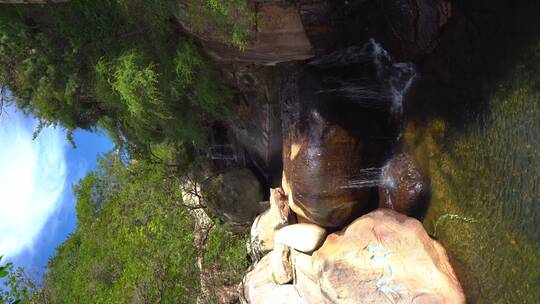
[298,209,465,303]
[250,187,295,261]
[225,65,283,186]
[271,243,293,285]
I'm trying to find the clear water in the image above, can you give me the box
[404,41,540,303]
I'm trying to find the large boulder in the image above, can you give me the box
[283,115,373,228]
[379,152,430,218]
[202,168,265,228]
[281,41,417,228]
[294,209,465,303]
[241,254,306,304]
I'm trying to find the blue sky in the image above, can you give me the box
[0,103,113,277]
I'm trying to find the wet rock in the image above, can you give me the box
[379,152,430,217]
[283,114,374,228]
[281,41,415,228]
[202,168,265,228]
[298,209,465,303]
[380,0,452,59]
[271,243,293,285]
[250,188,295,261]
[177,1,315,65]
[241,254,306,304]
[275,223,326,253]
[296,0,340,54]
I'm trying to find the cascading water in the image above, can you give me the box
[308,39,417,191]
[281,39,418,227]
[310,39,416,114]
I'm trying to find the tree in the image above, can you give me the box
[0,1,233,165]
[0,256,36,304]
[41,153,201,303]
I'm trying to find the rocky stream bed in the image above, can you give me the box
[180,1,540,303]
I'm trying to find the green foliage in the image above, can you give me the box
[42,153,200,303]
[0,256,36,304]
[0,0,234,166]
[111,51,163,119]
[203,220,250,298]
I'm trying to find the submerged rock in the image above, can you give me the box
[250,188,295,261]
[297,209,465,303]
[379,152,430,217]
[241,254,306,304]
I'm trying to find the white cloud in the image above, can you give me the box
[0,108,67,259]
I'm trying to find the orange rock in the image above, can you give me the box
[295,209,465,303]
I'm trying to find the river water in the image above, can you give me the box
[283,15,540,300]
[403,33,540,304]
[307,36,540,303]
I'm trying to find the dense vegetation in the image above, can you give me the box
[0,1,256,303]
[0,0,255,167]
[2,153,250,303]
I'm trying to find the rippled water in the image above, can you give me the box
[405,41,540,303]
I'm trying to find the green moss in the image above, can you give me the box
[405,42,540,303]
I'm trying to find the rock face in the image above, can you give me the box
[202,168,265,228]
[294,209,465,304]
[177,1,315,65]
[379,152,430,218]
[250,188,295,261]
[241,254,306,304]
[225,65,283,186]
[283,114,374,228]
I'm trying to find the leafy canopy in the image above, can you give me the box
[0,0,233,162]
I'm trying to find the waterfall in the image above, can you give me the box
[310,39,416,114]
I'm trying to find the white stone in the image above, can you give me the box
[275,223,327,253]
